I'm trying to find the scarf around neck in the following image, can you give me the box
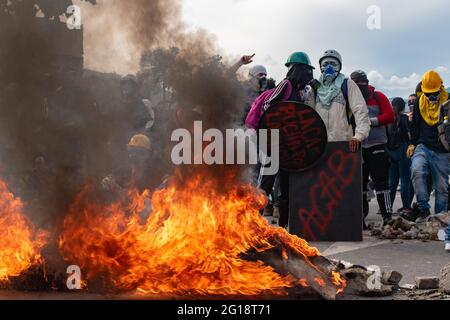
[419,86,449,126]
[317,73,346,107]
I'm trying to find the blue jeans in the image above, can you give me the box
[388,144,413,209]
[411,144,450,214]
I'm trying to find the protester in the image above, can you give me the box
[312,50,370,152]
[245,51,316,228]
[407,94,418,122]
[101,134,167,198]
[351,70,395,226]
[120,75,155,136]
[386,97,413,215]
[231,55,277,122]
[403,71,450,225]
[230,54,256,74]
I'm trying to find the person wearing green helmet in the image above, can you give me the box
[285,52,315,68]
[245,51,316,229]
[284,52,315,102]
[245,51,316,129]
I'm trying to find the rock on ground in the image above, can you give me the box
[440,263,450,294]
[415,277,440,290]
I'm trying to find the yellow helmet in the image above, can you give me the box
[127,134,151,150]
[421,70,443,93]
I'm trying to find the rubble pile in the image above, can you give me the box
[399,271,450,300]
[333,260,450,300]
[332,260,402,297]
[399,288,449,300]
[370,217,444,241]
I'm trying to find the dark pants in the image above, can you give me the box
[260,170,289,228]
[363,145,392,218]
[387,143,413,210]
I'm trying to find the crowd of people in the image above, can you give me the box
[242,50,450,253]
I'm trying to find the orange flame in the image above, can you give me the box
[298,278,309,288]
[0,178,47,282]
[59,175,345,296]
[331,271,347,294]
[314,277,326,288]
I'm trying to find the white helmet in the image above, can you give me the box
[249,65,268,79]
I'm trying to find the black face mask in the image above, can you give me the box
[287,64,314,90]
[358,84,371,102]
[259,77,268,92]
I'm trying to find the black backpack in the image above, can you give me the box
[387,114,409,150]
[341,79,380,133]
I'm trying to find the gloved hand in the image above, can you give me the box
[406,145,416,158]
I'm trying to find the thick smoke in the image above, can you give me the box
[0,0,249,233]
[79,0,249,187]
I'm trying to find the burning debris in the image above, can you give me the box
[0,0,348,299]
[0,178,47,286]
[58,176,345,299]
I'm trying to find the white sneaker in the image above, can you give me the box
[445,243,450,252]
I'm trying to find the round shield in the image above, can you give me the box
[259,101,328,172]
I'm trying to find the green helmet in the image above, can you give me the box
[285,52,315,69]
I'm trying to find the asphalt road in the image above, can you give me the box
[311,195,450,286]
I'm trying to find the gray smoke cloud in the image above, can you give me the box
[0,0,249,233]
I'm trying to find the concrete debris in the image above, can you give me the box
[382,270,403,285]
[400,288,450,300]
[381,229,396,240]
[332,259,450,299]
[372,217,443,242]
[430,212,450,228]
[339,267,395,297]
[415,277,440,290]
[399,283,416,290]
[440,263,450,294]
[370,229,382,237]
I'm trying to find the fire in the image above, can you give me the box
[59,175,346,296]
[0,178,47,282]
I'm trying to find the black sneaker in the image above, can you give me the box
[401,210,419,222]
[415,209,431,224]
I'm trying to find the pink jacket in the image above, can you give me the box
[245,80,293,129]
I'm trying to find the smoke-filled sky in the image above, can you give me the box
[76,0,450,99]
